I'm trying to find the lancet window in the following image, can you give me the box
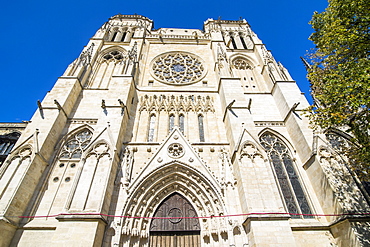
[138,95,215,142]
[0,134,18,155]
[111,32,118,42]
[107,27,131,42]
[148,114,156,142]
[168,114,185,134]
[169,114,175,133]
[260,132,312,218]
[0,132,21,166]
[230,36,237,49]
[240,35,248,49]
[224,31,252,50]
[179,114,185,134]
[198,114,205,142]
[121,32,127,42]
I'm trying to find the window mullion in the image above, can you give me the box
[279,152,303,218]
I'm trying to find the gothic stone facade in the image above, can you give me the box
[0,15,369,247]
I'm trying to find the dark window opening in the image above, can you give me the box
[240,36,248,49]
[111,32,118,42]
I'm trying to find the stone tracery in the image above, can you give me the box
[118,162,227,240]
[139,94,214,113]
[240,142,264,161]
[318,147,369,212]
[232,57,252,70]
[59,129,93,159]
[167,143,185,158]
[260,132,313,218]
[102,50,125,63]
[151,52,206,85]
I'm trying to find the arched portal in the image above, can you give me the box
[149,192,201,246]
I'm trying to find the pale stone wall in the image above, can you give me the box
[0,123,27,135]
[0,14,368,247]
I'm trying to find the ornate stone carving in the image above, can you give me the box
[217,43,227,69]
[120,162,226,238]
[139,94,214,113]
[102,50,125,64]
[218,147,237,188]
[318,147,370,212]
[232,57,252,70]
[254,121,285,127]
[120,147,134,186]
[168,143,185,158]
[127,42,137,63]
[216,43,233,77]
[240,142,263,161]
[326,132,352,154]
[78,43,95,67]
[151,52,206,85]
[261,45,273,65]
[59,129,93,159]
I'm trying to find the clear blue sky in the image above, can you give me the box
[0,0,327,122]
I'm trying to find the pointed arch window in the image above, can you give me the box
[148,114,156,142]
[121,32,127,42]
[232,58,252,70]
[169,114,175,133]
[60,129,93,159]
[198,114,205,142]
[230,36,237,49]
[240,36,248,49]
[179,114,185,134]
[111,32,118,42]
[260,133,313,218]
[0,132,20,166]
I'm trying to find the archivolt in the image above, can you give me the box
[120,161,227,238]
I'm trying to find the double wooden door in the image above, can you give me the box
[150,231,200,247]
[149,193,201,247]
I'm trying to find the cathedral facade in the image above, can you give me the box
[0,15,369,246]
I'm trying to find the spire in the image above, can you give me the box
[300,56,311,71]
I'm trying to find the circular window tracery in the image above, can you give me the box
[151,52,206,85]
[167,143,185,158]
[232,58,252,70]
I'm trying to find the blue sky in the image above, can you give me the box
[0,0,327,122]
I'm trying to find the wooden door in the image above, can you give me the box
[150,193,200,247]
[150,231,200,247]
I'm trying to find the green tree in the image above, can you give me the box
[307,0,370,179]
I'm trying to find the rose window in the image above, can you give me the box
[151,52,206,85]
